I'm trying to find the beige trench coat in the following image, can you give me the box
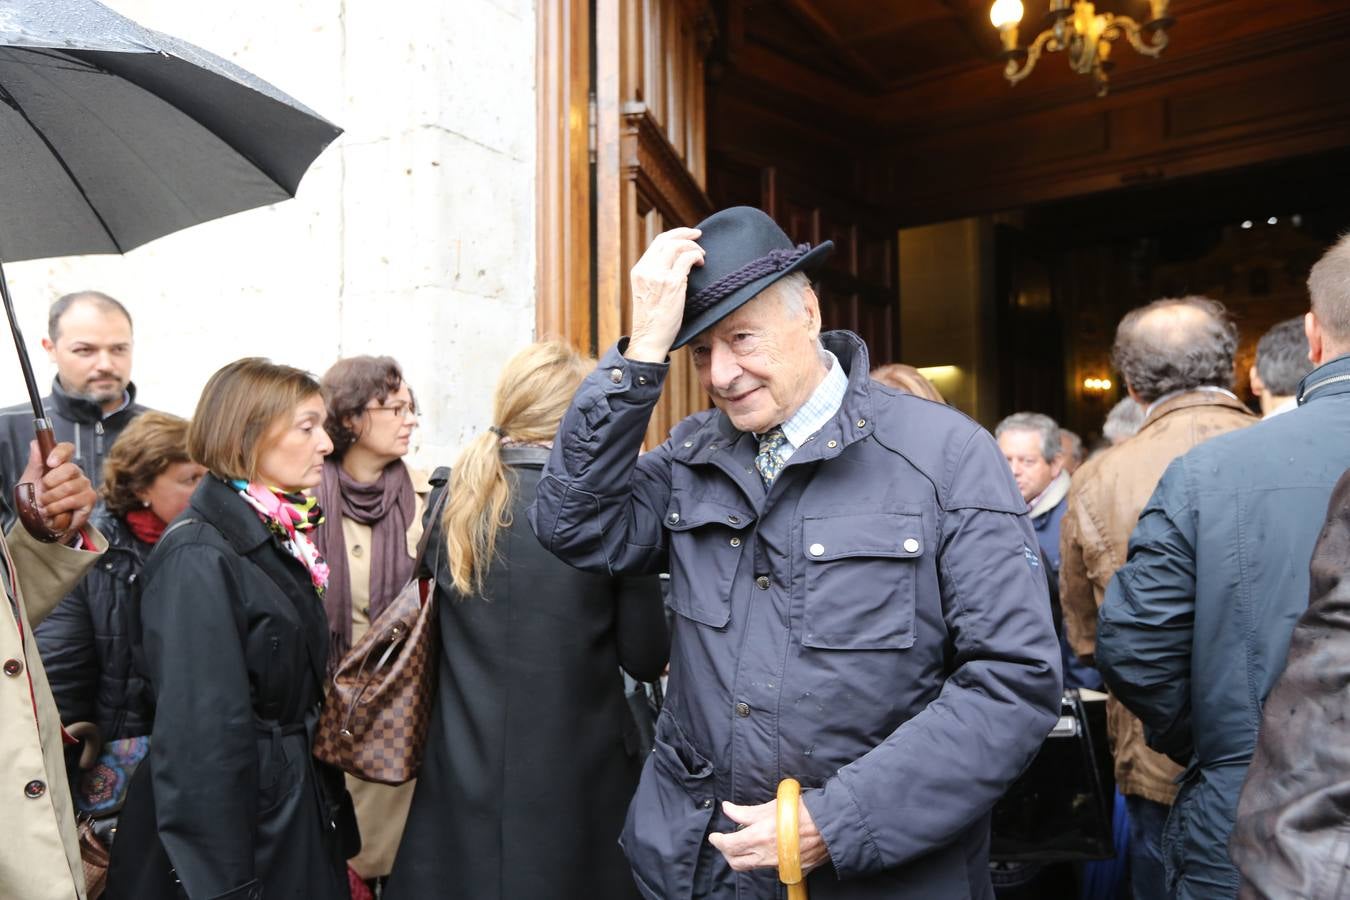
[342,466,429,880]
[0,523,106,900]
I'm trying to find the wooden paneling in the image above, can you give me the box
[536,0,593,347]
[597,0,717,448]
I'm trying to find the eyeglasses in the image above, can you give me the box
[364,402,419,423]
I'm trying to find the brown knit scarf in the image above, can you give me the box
[314,458,416,666]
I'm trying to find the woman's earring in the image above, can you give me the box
[143,499,151,507]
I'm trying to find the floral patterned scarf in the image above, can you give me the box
[231,480,330,596]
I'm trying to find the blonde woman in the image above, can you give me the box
[386,342,669,900]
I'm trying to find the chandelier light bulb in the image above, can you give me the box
[990,0,1024,29]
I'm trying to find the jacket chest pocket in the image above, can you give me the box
[663,497,754,629]
[801,513,923,650]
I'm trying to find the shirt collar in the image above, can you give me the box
[776,349,847,448]
[1144,385,1239,420]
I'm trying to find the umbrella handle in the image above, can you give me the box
[15,422,67,543]
[777,778,808,900]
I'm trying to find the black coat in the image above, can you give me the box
[0,377,148,526]
[106,474,356,900]
[35,505,153,741]
[385,447,669,900]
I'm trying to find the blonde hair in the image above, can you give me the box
[188,358,322,482]
[442,341,592,596]
[870,363,946,404]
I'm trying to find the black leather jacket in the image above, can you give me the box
[0,377,148,526]
[34,505,153,740]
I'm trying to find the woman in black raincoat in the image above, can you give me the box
[107,358,357,900]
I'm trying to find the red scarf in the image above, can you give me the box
[125,508,168,544]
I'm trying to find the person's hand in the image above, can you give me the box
[626,227,705,363]
[19,440,96,541]
[707,796,829,874]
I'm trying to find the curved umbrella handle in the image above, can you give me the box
[777,778,808,900]
[15,423,67,543]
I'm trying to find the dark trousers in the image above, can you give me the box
[1125,795,1170,900]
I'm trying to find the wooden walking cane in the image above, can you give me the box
[777,778,808,900]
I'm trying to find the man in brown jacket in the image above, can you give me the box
[1060,296,1256,899]
[0,440,104,900]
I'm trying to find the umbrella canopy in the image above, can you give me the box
[0,0,341,262]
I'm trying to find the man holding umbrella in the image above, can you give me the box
[0,291,150,525]
[0,443,103,900]
[531,206,1062,897]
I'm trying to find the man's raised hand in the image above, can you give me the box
[625,227,704,363]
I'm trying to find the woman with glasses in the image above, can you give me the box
[314,354,429,894]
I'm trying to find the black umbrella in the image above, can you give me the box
[0,0,340,538]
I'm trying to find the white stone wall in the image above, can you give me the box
[3,0,538,471]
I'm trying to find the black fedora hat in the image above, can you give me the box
[672,206,833,349]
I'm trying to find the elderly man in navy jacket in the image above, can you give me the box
[530,207,1062,899]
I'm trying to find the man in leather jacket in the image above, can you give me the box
[0,291,150,525]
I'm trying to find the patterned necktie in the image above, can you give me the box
[755,427,788,486]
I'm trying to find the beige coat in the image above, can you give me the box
[343,466,429,880]
[0,523,106,900]
[1060,390,1255,804]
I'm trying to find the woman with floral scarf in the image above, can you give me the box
[106,358,357,900]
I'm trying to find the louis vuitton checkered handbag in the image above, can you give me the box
[313,473,450,785]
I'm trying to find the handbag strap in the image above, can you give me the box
[412,466,451,576]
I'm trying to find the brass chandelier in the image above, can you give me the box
[989,0,1174,96]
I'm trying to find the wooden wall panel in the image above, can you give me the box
[536,0,592,346]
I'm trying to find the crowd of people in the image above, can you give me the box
[1,207,1349,900]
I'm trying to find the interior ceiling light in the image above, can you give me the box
[990,0,1173,97]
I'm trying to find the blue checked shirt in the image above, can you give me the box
[755,349,848,468]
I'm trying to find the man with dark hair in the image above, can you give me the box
[1097,235,1350,899]
[1059,295,1257,900]
[0,291,150,524]
[531,207,1061,898]
[1249,316,1312,418]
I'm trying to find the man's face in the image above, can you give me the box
[688,283,824,434]
[43,302,133,409]
[998,428,1062,503]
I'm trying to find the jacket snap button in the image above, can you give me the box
[684,441,694,448]
[826,440,838,448]
[809,543,825,556]
[857,419,866,427]
[24,779,45,799]
[735,702,751,717]
[755,575,770,590]
[668,512,680,525]
[637,375,648,385]
[700,798,713,809]
[2,658,21,677]
[903,538,920,553]
[730,537,741,548]
[727,514,740,524]
[609,368,623,384]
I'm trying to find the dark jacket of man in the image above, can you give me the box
[530,331,1063,899]
[1097,353,1350,900]
[1060,389,1256,806]
[35,505,153,742]
[1229,468,1350,899]
[0,378,148,525]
